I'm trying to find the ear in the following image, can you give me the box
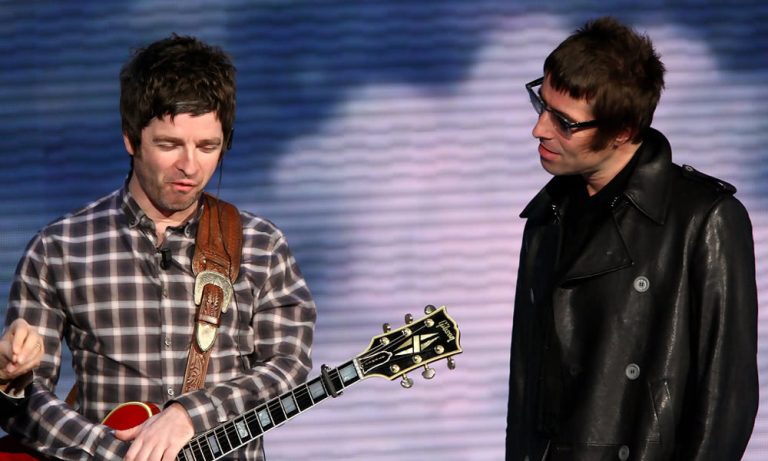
[225,128,234,151]
[613,127,635,147]
[123,134,136,156]
[217,129,233,165]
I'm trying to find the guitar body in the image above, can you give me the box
[101,401,161,430]
[0,401,160,460]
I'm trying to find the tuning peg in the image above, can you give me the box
[382,322,391,333]
[422,365,436,379]
[400,374,414,388]
[447,357,457,370]
[424,304,436,314]
[404,313,413,324]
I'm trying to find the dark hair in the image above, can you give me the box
[544,17,665,150]
[120,34,236,155]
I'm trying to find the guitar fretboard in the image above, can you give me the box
[176,360,361,461]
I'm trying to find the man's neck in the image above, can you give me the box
[584,141,642,196]
[127,178,197,246]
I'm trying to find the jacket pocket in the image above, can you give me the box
[649,379,675,446]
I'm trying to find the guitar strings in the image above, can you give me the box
[185,367,346,460]
[182,318,441,459]
[361,320,432,357]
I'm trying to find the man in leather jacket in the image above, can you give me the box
[506,17,758,461]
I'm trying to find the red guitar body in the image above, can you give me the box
[101,401,161,430]
[0,402,160,460]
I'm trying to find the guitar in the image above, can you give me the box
[1,305,462,460]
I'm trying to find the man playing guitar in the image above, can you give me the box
[1,35,316,461]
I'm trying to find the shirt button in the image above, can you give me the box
[164,337,172,348]
[162,289,169,298]
[625,363,641,380]
[618,445,630,460]
[633,276,650,293]
[167,387,175,397]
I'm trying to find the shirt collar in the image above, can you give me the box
[119,184,202,237]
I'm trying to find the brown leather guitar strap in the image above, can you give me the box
[182,193,242,393]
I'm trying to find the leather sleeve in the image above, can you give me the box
[678,194,758,460]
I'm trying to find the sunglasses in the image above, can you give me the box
[525,77,599,137]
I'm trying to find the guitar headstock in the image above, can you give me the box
[354,305,462,387]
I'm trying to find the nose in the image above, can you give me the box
[175,146,200,177]
[531,111,552,140]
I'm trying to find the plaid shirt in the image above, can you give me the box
[2,186,316,460]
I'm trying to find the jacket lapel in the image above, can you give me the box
[559,215,633,283]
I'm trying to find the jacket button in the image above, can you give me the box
[633,276,649,292]
[618,445,630,460]
[625,363,640,380]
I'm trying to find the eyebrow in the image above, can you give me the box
[152,136,223,146]
[537,88,579,123]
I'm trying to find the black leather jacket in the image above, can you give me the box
[506,129,758,461]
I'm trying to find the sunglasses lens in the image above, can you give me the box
[555,116,571,136]
[529,94,543,115]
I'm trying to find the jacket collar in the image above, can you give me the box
[521,128,673,225]
[622,128,673,224]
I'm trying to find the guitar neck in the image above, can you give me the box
[176,360,362,461]
[174,305,462,460]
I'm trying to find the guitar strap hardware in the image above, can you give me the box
[182,193,242,394]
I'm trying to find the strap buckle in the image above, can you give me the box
[193,270,234,353]
[194,270,234,313]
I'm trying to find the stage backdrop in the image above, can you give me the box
[1,1,767,460]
